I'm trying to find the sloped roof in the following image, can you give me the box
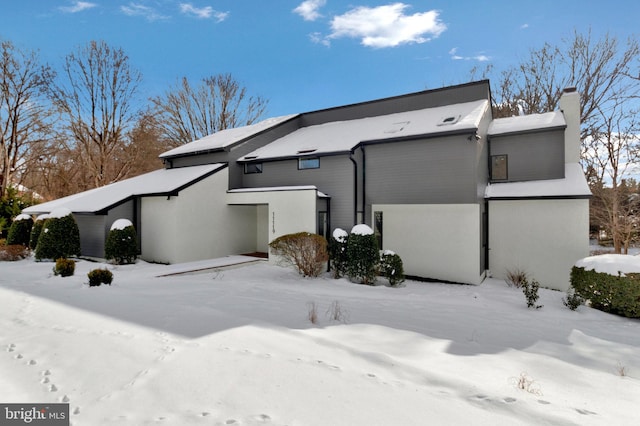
[160,114,299,159]
[238,100,489,162]
[488,111,565,136]
[485,163,591,199]
[23,164,225,215]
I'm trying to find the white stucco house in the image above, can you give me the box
[23,81,590,290]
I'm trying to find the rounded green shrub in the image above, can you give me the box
[346,224,379,285]
[29,214,49,250]
[88,268,113,286]
[53,258,76,277]
[380,250,405,286]
[571,266,640,318]
[105,219,138,264]
[35,208,81,261]
[6,214,33,246]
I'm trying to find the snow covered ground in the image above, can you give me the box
[1,257,639,425]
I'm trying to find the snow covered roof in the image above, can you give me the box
[23,164,225,215]
[238,100,489,162]
[488,111,565,136]
[160,115,299,159]
[485,163,591,199]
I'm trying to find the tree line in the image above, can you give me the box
[3,31,640,253]
[0,39,267,203]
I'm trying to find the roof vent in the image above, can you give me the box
[438,115,461,126]
[384,121,410,134]
[297,148,317,154]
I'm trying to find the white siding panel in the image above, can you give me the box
[488,199,589,291]
[372,204,483,285]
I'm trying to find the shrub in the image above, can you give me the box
[0,244,30,261]
[380,250,405,286]
[29,214,49,250]
[105,219,138,264]
[328,228,349,278]
[522,277,543,309]
[6,214,33,246]
[505,268,528,288]
[269,232,329,277]
[346,224,379,285]
[562,288,584,311]
[35,208,81,261]
[570,266,640,318]
[88,268,113,287]
[53,258,76,277]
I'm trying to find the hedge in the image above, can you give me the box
[570,266,640,318]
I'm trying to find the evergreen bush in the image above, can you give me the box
[88,268,113,286]
[380,250,405,286]
[6,214,33,246]
[570,266,640,318]
[35,208,81,261]
[346,224,379,285]
[522,277,543,309]
[105,219,138,264]
[53,258,76,277]
[29,214,49,250]
[328,228,349,278]
[269,232,328,277]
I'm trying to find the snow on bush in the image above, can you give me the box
[329,228,349,278]
[351,224,374,236]
[346,225,378,284]
[110,218,134,231]
[332,228,348,243]
[575,254,640,276]
[35,211,81,261]
[6,214,33,246]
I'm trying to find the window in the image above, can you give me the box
[374,211,383,249]
[244,163,263,174]
[491,155,508,180]
[318,211,328,240]
[298,157,320,170]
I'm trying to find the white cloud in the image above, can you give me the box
[59,1,97,13]
[520,23,529,29]
[310,32,330,47]
[293,0,326,22]
[327,3,446,48]
[120,3,169,21]
[180,3,229,22]
[449,47,490,62]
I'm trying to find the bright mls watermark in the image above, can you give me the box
[1,404,69,425]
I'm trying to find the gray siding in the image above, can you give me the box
[241,155,357,232]
[364,135,481,205]
[490,129,565,182]
[75,214,106,258]
[302,80,491,127]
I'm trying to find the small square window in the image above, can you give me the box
[244,163,263,174]
[491,155,508,180]
[298,157,320,170]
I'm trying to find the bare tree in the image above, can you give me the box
[48,40,142,189]
[151,73,268,146]
[0,40,54,200]
[489,29,640,253]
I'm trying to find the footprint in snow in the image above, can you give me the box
[28,359,37,365]
[576,408,597,415]
[6,343,15,352]
[503,397,517,403]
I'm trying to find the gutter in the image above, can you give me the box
[349,150,358,225]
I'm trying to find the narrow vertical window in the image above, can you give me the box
[318,211,328,240]
[374,211,383,249]
[491,155,508,181]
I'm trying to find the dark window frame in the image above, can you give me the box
[244,162,263,174]
[298,157,320,170]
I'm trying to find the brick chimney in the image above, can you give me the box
[559,87,581,163]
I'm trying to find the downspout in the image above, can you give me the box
[361,145,366,225]
[349,150,358,225]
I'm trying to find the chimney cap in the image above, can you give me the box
[563,87,577,93]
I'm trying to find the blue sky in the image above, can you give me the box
[0,1,638,117]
